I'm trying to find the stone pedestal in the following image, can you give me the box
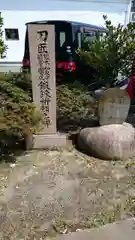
[27,24,67,149]
[26,133,67,150]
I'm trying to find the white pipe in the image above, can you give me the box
[124,10,128,26]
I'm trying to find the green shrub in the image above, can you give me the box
[77,15,135,87]
[0,73,42,154]
[0,73,97,154]
[57,81,97,128]
[0,12,7,58]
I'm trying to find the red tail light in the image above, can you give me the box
[22,59,76,71]
[22,58,30,67]
[56,61,76,71]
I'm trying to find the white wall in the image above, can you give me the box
[1,10,126,62]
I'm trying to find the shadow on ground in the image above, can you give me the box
[0,117,99,163]
[0,148,135,239]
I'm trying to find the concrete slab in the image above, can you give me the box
[26,133,67,150]
[56,218,135,240]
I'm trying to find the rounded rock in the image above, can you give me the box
[78,123,135,160]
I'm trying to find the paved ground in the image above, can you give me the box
[0,148,135,239]
[57,218,135,240]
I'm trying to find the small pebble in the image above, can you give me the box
[10,163,16,168]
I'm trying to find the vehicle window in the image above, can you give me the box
[60,32,66,47]
[56,25,72,50]
[77,32,82,48]
[55,23,72,60]
[84,31,96,43]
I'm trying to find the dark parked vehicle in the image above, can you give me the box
[22,20,105,84]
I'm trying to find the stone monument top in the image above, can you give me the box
[98,88,130,126]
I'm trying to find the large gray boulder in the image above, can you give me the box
[78,123,135,160]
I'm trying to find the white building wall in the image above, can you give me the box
[0,9,127,64]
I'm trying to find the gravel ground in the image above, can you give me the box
[0,148,135,239]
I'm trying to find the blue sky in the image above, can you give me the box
[1,0,127,13]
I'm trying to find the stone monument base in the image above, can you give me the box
[26,133,67,150]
